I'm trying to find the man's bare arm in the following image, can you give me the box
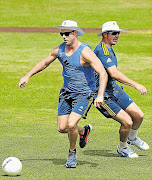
[18,46,59,88]
[107,65,147,95]
[82,46,108,107]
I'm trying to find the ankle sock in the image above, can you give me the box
[119,141,128,148]
[129,129,138,140]
[69,149,76,153]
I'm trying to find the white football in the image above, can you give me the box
[2,157,22,176]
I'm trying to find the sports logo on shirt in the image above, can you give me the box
[107,58,112,63]
[78,106,84,112]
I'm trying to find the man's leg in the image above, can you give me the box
[57,113,87,168]
[57,115,86,135]
[57,115,69,133]
[113,109,138,158]
[73,94,94,149]
[65,112,82,168]
[113,109,133,143]
[125,102,149,150]
[125,102,144,130]
[67,112,82,151]
[58,92,93,167]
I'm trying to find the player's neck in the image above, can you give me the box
[65,40,81,52]
[102,39,112,48]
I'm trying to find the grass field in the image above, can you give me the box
[0,0,152,29]
[0,0,152,179]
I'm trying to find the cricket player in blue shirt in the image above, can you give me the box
[19,20,108,167]
[94,21,149,158]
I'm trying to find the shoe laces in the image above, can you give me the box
[123,146,135,154]
[68,151,76,161]
[134,137,144,145]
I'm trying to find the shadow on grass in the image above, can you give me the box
[83,149,147,158]
[83,149,119,157]
[21,158,98,167]
[2,175,21,177]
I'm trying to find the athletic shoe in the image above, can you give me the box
[117,146,138,158]
[79,124,92,148]
[66,149,76,168]
[128,137,149,150]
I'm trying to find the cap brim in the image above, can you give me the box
[97,32,102,37]
[55,26,84,36]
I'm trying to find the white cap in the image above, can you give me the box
[97,21,125,36]
[55,20,84,36]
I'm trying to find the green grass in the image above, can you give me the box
[0,0,152,29]
[0,0,152,179]
[0,32,152,180]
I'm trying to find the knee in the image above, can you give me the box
[122,116,133,130]
[57,125,67,133]
[67,122,77,132]
[137,111,144,121]
[120,118,133,135]
[132,111,144,124]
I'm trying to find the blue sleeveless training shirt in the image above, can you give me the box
[57,42,96,93]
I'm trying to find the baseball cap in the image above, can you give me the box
[97,21,125,36]
[56,20,84,36]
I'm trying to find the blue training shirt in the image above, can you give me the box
[57,42,96,93]
[94,41,117,91]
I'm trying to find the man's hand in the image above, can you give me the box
[135,83,147,95]
[18,76,30,88]
[94,95,104,108]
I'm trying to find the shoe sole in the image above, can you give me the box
[66,164,76,168]
[88,124,93,133]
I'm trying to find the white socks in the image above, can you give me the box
[119,129,138,148]
[119,141,128,148]
[129,129,138,140]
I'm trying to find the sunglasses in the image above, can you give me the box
[60,30,75,36]
[108,31,120,35]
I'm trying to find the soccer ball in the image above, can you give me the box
[2,157,22,176]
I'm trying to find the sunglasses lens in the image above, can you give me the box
[114,32,120,35]
[65,32,70,36]
[60,32,70,36]
[110,31,120,35]
[60,30,74,36]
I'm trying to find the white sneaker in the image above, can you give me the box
[117,146,138,158]
[128,137,149,150]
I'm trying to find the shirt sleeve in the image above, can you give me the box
[94,44,115,70]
